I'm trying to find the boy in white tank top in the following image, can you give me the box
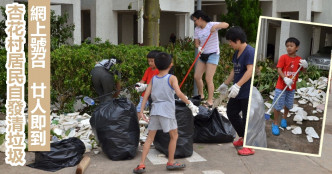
[133,52,199,173]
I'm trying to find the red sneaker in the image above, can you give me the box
[238,148,255,156]
[232,138,243,147]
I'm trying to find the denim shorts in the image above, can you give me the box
[136,96,149,112]
[199,53,220,65]
[272,88,295,111]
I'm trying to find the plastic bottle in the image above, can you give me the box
[83,96,95,106]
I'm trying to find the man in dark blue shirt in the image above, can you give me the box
[217,26,255,156]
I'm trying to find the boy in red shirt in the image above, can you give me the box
[271,37,308,136]
[135,50,161,120]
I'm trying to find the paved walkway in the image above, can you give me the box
[0,97,331,174]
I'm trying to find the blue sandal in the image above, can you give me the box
[272,123,280,136]
[281,119,287,128]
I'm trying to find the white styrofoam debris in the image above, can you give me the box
[290,106,303,112]
[307,135,313,143]
[307,116,319,121]
[80,119,90,126]
[291,127,302,135]
[305,127,319,138]
[287,113,292,118]
[293,115,303,122]
[67,129,76,138]
[264,102,272,109]
[53,128,63,136]
[298,99,308,104]
[286,126,292,130]
[66,112,80,117]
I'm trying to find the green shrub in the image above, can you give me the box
[51,40,237,112]
[0,49,6,99]
[0,39,237,113]
[254,59,278,95]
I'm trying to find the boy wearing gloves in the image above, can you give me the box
[133,52,198,173]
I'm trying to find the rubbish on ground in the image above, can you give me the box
[90,98,139,160]
[307,116,319,121]
[305,127,319,139]
[307,135,313,143]
[293,115,303,122]
[27,137,85,172]
[291,127,302,135]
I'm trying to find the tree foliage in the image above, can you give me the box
[220,0,261,42]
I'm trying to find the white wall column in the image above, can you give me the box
[276,21,290,63]
[176,14,186,40]
[96,0,117,44]
[257,18,268,61]
[61,2,81,45]
[187,13,194,38]
[312,27,321,54]
[272,0,279,18]
[299,0,311,21]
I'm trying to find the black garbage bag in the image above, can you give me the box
[194,107,236,143]
[90,98,139,160]
[153,97,199,158]
[27,137,85,172]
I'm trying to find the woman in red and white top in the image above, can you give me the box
[191,10,229,107]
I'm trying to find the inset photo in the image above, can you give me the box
[244,16,332,156]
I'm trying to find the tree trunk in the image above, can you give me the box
[143,0,160,46]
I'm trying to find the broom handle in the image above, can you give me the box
[179,33,212,88]
[267,65,303,114]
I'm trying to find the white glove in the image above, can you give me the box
[198,46,204,53]
[228,83,241,98]
[135,83,148,92]
[187,101,199,116]
[283,77,293,89]
[217,83,228,95]
[299,59,308,69]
